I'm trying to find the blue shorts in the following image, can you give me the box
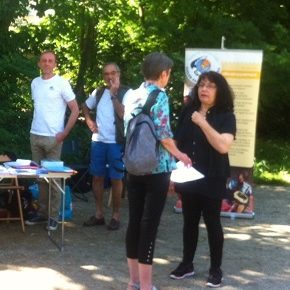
[89,142,124,180]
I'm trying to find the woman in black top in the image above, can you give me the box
[170,71,236,288]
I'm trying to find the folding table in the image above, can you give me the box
[0,169,73,251]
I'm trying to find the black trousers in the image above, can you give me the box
[126,173,170,264]
[181,192,224,271]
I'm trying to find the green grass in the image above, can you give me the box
[254,138,290,185]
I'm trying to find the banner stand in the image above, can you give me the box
[174,48,263,219]
[220,211,255,219]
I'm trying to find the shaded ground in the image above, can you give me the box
[0,185,290,290]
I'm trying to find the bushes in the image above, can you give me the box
[254,138,290,185]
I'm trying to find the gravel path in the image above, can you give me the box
[0,185,289,289]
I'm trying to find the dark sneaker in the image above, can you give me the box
[25,214,46,225]
[83,216,105,227]
[206,268,223,288]
[107,218,120,230]
[47,218,58,231]
[127,282,140,290]
[169,262,195,280]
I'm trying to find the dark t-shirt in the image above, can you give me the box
[174,105,236,198]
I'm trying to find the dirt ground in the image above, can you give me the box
[0,185,290,290]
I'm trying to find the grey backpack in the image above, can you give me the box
[123,89,161,175]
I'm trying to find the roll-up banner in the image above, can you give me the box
[182,49,263,219]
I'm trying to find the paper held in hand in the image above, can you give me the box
[170,161,204,183]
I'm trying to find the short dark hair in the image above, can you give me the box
[141,52,173,80]
[192,71,234,112]
[103,62,120,73]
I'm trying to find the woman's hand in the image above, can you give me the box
[160,138,192,167]
[177,152,192,167]
[191,111,234,154]
[191,111,206,126]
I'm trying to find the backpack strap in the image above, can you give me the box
[142,89,161,115]
[95,85,129,107]
[95,86,106,107]
[95,84,130,145]
[116,85,130,103]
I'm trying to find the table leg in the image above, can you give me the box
[15,178,25,232]
[46,177,66,251]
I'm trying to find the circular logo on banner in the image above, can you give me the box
[185,53,221,84]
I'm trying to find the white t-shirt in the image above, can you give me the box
[85,88,116,143]
[123,82,165,135]
[30,75,76,136]
[123,82,147,135]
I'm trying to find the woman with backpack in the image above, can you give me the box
[123,52,192,290]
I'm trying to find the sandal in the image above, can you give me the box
[83,216,105,227]
[127,282,140,290]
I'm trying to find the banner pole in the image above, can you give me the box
[221,36,226,49]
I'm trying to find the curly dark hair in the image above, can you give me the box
[191,71,235,113]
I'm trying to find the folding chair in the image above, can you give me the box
[61,139,91,201]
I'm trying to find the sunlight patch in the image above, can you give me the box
[258,232,283,237]
[153,258,170,265]
[278,238,290,243]
[0,266,83,290]
[92,274,113,282]
[225,233,251,240]
[229,274,252,283]
[229,270,264,284]
[81,265,99,271]
[258,225,290,236]
[270,225,290,233]
[241,269,264,277]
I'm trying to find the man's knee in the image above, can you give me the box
[92,176,105,191]
[111,179,123,191]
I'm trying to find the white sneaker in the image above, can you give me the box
[46,218,58,231]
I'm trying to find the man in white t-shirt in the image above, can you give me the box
[26,51,79,230]
[82,63,130,230]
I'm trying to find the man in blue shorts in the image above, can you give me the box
[82,63,130,230]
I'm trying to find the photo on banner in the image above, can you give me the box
[183,48,263,219]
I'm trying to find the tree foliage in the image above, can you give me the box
[0,0,37,155]
[0,0,290,156]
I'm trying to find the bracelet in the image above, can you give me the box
[111,95,117,100]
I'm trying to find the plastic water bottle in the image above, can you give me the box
[59,185,73,220]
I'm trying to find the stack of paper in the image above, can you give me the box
[170,161,204,183]
[4,159,39,169]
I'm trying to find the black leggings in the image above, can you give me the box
[181,192,223,271]
[126,173,170,264]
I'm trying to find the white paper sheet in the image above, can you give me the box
[170,161,204,183]
[4,159,31,167]
[16,159,32,166]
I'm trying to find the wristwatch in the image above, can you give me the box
[111,95,117,101]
